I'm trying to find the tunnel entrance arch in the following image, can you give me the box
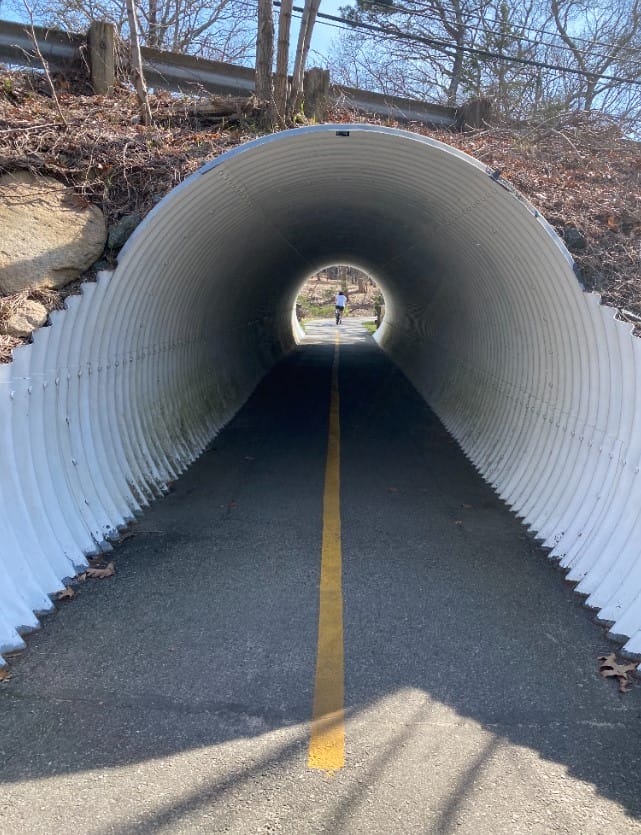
[1,124,640,660]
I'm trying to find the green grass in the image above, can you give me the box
[298,301,336,320]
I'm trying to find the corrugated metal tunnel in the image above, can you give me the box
[2,124,641,661]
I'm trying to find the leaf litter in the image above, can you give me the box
[598,652,639,693]
[85,561,116,579]
[1,72,641,362]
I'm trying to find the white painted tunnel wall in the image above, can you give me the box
[1,124,640,662]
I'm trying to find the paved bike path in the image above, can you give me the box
[1,319,641,834]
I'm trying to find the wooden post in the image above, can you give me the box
[455,97,493,132]
[303,67,330,120]
[87,21,115,95]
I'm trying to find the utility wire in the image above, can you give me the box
[239,0,621,61]
[225,0,641,64]
[334,0,641,64]
[271,1,641,85]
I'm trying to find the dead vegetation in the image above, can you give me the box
[598,652,639,693]
[0,285,64,319]
[449,113,641,321]
[0,74,254,227]
[333,108,641,325]
[0,286,64,354]
[1,69,640,362]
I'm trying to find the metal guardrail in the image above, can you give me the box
[332,85,455,127]
[141,46,255,98]
[0,19,82,67]
[0,18,457,126]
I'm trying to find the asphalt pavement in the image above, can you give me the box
[1,318,641,834]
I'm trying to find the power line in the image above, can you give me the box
[271,2,641,86]
[338,2,641,72]
[339,0,641,66]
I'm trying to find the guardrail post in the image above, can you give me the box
[303,67,330,121]
[455,97,493,132]
[87,20,115,94]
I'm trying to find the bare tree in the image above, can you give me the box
[333,0,641,124]
[273,0,293,119]
[337,0,491,106]
[125,0,152,124]
[464,0,544,117]
[548,0,641,113]
[255,0,274,107]
[288,0,322,117]
[22,0,68,124]
[254,0,322,125]
[9,0,257,62]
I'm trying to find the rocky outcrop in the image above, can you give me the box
[0,171,107,294]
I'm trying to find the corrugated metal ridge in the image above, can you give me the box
[1,124,640,662]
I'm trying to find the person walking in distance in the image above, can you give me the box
[335,290,347,324]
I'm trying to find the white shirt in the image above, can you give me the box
[336,293,347,307]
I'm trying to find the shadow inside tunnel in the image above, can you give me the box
[1,320,641,830]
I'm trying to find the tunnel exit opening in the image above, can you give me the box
[295,266,385,331]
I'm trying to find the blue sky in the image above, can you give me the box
[309,0,348,63]
[0,0,350,64]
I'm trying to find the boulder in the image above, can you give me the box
[108,212,141,249]
[0,171,107,294]
[0,299,48,337]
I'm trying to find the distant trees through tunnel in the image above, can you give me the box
[296,266,385,329]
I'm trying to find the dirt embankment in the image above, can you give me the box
[1,72,640,360]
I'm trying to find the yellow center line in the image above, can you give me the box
[308,331,345,772]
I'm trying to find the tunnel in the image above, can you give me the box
[1,123,640,661]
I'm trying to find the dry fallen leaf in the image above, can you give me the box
[388,487,398,493]
[86,561,116,579]
[76,572,88,583]
[598,653,638,693]
[462,503,473,509]
[56,586,76,601]
[0,668,12,682]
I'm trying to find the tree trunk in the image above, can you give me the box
[126,0,152,125]
[447,34,465,107]
[255,0,275,112]
[148,0,159,47]
[288,0,321,119]
[273,0,293,121]
[584,77,597,111]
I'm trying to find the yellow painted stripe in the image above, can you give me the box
[308,334,345,771]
